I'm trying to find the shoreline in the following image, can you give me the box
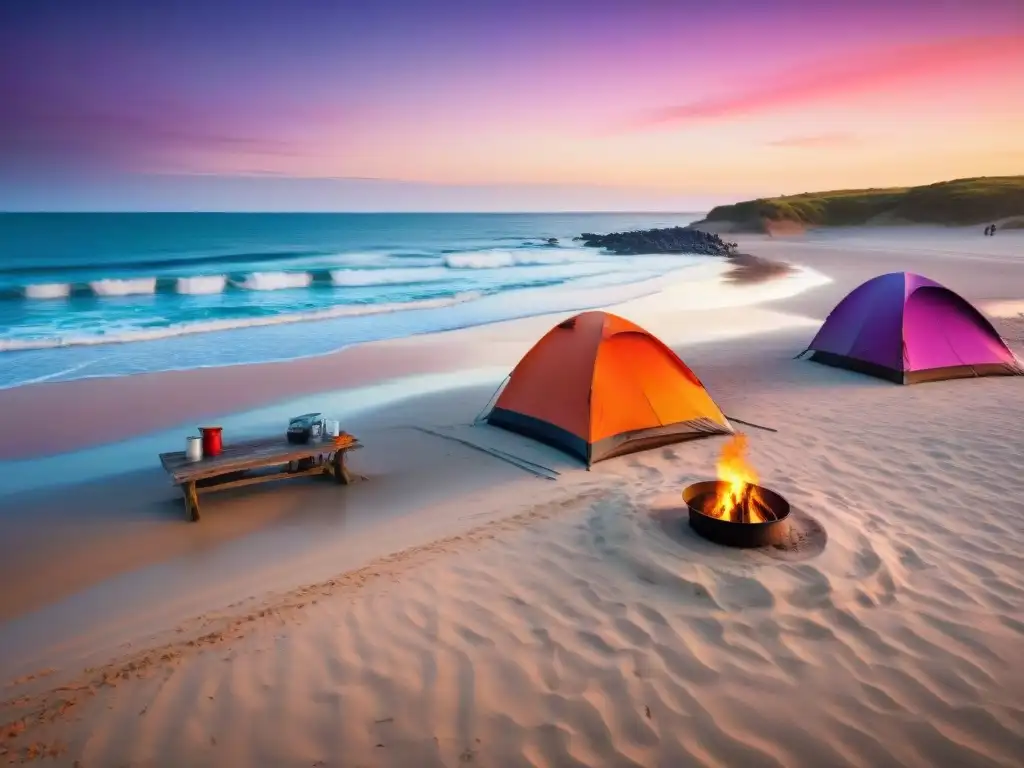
[0,254,819,462]
[2,221,1017,394]
[0,256,718,391]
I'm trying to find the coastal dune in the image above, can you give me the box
[1,228,1024,767]
[688,176,1024,234]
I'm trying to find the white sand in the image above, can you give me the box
[980,300,1024,319]
[1,227,1023,767]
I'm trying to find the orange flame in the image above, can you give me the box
[712,434,766,523]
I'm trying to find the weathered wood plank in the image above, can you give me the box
[159,435,361,484]
[195,464,328,495]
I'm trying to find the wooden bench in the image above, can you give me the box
[159,435,362,521]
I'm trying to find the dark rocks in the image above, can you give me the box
[544,237,559,246]
[572,226,737,256]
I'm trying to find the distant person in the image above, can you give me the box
[983,224,992,236]
[991,223,998,236]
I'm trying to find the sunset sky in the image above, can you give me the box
[1,0,1022,211]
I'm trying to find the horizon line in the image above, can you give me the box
[0,209,712,216]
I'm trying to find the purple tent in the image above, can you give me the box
[802,272,1023,384]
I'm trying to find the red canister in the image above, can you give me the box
[199,426,223,457]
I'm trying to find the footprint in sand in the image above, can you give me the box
[784,563,834,610]
[714,572,776,610]
[851,539,883,578]
[896,544,930,571]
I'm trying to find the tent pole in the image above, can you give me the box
[473,374,511,424]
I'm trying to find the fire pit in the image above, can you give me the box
[682,434,791,548]
[683,480,791,548]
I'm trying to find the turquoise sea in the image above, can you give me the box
[0,211,816,390]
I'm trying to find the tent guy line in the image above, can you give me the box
[723,416,778,434]
[411,425,561,480]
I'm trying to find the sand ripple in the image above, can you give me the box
[3,355,1024,767]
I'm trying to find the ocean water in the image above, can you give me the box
[0,212,794,390]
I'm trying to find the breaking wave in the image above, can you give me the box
[89,277,158,296]
[234,271,313,291]
[23,283,72,299]
[0,249,321,275]
[5,247,602,300]
[176,275,228,295]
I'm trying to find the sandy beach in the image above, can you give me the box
[1,226,1023,767]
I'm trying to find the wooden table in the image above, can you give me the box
[159,435,362,521]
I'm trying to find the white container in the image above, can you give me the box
[186,436,203,462]
[326,419,340,438]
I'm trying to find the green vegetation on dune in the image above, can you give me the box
[699,176,1024,229]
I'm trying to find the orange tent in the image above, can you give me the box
[486,311,733,465]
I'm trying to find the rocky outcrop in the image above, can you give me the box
[573,226,737,256]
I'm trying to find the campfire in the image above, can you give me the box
[706,435,781,523]
[681,434,791,548]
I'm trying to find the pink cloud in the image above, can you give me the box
[631,34,1024,130]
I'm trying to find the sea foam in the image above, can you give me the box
[24,283,72,299]
[176,275,228,295]
[236,271,313,291]
[89,278,158,296]
[442,248,586,270]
